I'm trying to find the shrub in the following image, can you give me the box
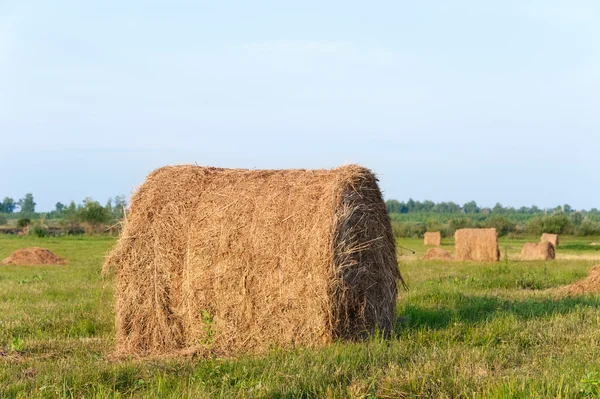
[16,218,31,228]
[485,216,516,237]
[0,214,7,225]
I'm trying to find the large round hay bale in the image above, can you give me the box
[454,228,499,262]
[520,242,555,261]
[541,233,559,247]
[423,232,441,246]
[103,164,403,356]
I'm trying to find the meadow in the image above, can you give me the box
[2,235,600,398]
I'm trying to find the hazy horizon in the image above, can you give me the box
[1,1,598,211]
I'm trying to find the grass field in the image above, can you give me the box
[2,235,600,398]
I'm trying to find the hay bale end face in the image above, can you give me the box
[2,247,65,265]
[104,164,402,356]
[423,247,453,261]
[454,228,499,262]
[423,232,441,246]
[520,242,555,261]
[541,233,559,247]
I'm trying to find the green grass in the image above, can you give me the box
[2,235,600,398]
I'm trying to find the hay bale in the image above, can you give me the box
[541,233,559,247]
[454,228,499,262]
[103,164,403,356]
[520,242,555,261]
[423,232,441,246]
[2,247,65,265]
[423,247,453,260]
[563,265,600,295]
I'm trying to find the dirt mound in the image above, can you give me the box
[424,232,441,246]
[521,242,555,261]
[563,265,600,295]
[423,248,453,260]
[2,247,65,265]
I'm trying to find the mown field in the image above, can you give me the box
[2,235,600,398]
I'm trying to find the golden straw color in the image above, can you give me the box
[541,233,559,247]
[103,164,403,357]
[520,242,555,261]
[423,232,441,246]
[454,228,500,262]
[422,247,453,261]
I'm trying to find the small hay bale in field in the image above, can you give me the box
[103,164,403,357]
[454,228,499,262]
[423,247,453,261]
[541,233,559,247]
[423,232,441,246]
[563,265,600,295]
[520,242,555,261]
[2,247,65,265]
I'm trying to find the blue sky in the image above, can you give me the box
[1,1,598,211]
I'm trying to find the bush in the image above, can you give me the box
[485,216,516,237]
[578,219,600,236]
[16,218,31,228]
[0,214,7,225]
[31,225,48,238]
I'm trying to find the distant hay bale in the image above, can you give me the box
[563,265,600,295]
[423,247,453,261]
[541,233,559,247]
[2,247,65,265]
[103,164,403,357]
[424,232,441,246]
[454,228,499,262]
[520,242,555,261]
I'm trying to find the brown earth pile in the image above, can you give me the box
[563,265,600,295]
[541,233,559,247]
[520,242,555,261]
[424,232,441,246]
[454,228,499,262]
[423,247,453,260]
[2,247,65,265]
[103,164,403,357]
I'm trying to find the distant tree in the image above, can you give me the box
[563,204,573,214]
[64,201,80,232]
[113,195,128,219]
[486,216,516,236]
[2,197,16,213]
[492,203,505,214]
[386,199,402,214]
[79,198,110,233]
[463,201,479,214]
[570,212,584,226]
[55,202,65,213]
[422,200,435,212]
[105,198,113,219]
[18,193,36,214]
[0,214,6,225]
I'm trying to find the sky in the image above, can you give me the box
[1,1,598,211]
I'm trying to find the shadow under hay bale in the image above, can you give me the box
[423,232,441,246]
[454,228,499,262]
[423,247,453,261]
[520,242,555,261]
[103,164,403,357]
[541,233,559,247]
[2,247,65,265]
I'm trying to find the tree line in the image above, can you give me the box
[386,199,600,238]
[0,193,127,235]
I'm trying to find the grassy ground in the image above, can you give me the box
[2,235,600,398]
